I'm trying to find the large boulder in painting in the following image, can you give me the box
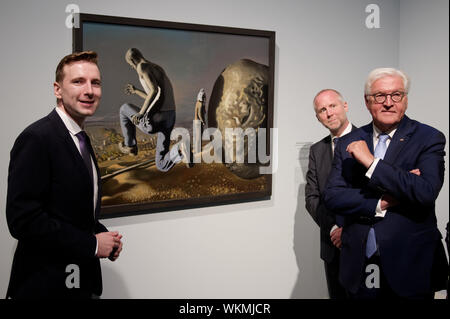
[208,59,268,179]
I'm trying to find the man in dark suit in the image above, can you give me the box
[324,68,448,298]
[305,89,354,299]
[6,51,123,299]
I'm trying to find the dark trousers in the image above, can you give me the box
[324,253,348,299]
[350,254,434,299]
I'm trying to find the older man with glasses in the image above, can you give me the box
[323,68,448,299]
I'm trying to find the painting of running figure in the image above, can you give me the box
[73,13,275,218]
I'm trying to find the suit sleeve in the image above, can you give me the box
[323,141,380,217]
[368,130,446,209]
[6,130,97,259]
[95,221,108,234]
[305,146,338,229]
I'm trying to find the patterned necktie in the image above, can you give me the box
[75,131,94,184]
[333,137,339,147]
[366,133,390,258]
[332,137,339,157]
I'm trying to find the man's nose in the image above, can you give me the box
[384,95,394,107]
[84,82,94,96]
[326,107,334,117]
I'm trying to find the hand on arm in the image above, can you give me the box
[323,142,380,216]
[368,130,445,208]
[346,138,427,212]
[379,168,421,210]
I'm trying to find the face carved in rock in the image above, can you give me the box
[208,59,268,179]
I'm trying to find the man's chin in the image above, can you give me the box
[78,105,98,116]
[326,123,340,131]
[378,116,400,125]
[70,109,97,123]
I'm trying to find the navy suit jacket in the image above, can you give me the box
[323,115,448,297]
[6,109,108,299]
[305,125,356,263]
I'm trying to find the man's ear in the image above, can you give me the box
[364,95,370,109]
[54,81,62,99]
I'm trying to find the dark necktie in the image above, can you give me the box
[366,133,389,258]
[75,131,94,183]
[332,137,339,157]
[333,137,339,147]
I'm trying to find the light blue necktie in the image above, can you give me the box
[366,133,389,258]
[374,133,389,160]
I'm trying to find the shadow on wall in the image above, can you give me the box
[290,143,328,299]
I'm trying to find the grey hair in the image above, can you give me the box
[364,68,410,95]
[313,88,346,109]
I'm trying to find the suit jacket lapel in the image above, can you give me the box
[47,109,95,195]
[48,109,85,165]
[324,136,332,163]
[84,132,103,219]
[318,136,333,186]
[85,131,100,175]
[361,124,374,154]
[383,116,414,164]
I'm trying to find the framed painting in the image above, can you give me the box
[73,13,275,218]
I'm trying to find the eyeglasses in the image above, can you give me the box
[368,91,406,103]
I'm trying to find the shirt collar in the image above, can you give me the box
[372,123,396,139]
[55,106,83,136]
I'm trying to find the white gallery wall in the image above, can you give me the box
[398,0,449,238]
[0,0,447,298]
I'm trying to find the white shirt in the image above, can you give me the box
[365,124,397,217]
[55,107,99,255]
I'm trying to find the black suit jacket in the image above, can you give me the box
[6,109,108,299]
[305,125,356,263]
[324,116,448,297]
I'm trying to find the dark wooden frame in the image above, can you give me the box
[73,13,275,219]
